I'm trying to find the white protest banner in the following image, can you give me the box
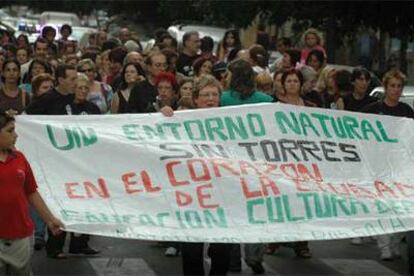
[16,103,414,243]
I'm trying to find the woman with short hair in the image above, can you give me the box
[77,58,113,113]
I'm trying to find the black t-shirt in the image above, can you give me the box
[303,90,323,108]
[361,101,414,119]
[127,80,157,113]
[343,93,378,112]
[59,101,101,115]
[110,74,122,93]
[176,53,200,77]
[25,88,74,115]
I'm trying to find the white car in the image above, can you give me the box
[370,86,414,109]
[39,11,81,27]
[167,24,226,51]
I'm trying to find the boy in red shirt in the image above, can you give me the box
[0,111,64,275]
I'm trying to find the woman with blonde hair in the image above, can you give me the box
[77,58,113,113]
[300,28,326,64]
[315,65,341,109]
[255,72,273,96]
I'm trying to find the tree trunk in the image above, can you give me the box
[399,28,408,74]
[378,29,387,75]
[326,11,336,63]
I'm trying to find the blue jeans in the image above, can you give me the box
[29,207,46,240]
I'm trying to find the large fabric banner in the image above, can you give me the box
[16,103,414,243]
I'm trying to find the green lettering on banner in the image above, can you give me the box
[274,111,301,135]
[86,212,108,223]
[247,198,266,224]
[61,209,83,222]
[205,117,227,141]
[283,195,304,222]
[123,124,142,140]
[310,113,333,138]
[247,113,266,137]
[175,208,227,228]
[184,120,206,141]
[390,217,406,232]
[299,112,320,137]
[143,125,165,140]
[375,200,391,214]
[376,120,398,143]
[162,123,182,140]
[330,117,347,138]
[204,208,227,228]
[266,197,285,222]
[314,193,333,218]
[360,120,382,141]
[46,125,98,150]
[139,214,157,226]
[342,116,362,140]
[224,116,248,140]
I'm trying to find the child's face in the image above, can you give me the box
[0,121,17,151]
[305,33,318,48]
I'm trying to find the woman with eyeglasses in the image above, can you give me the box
[161,74,231,275]
[77,59,113,113]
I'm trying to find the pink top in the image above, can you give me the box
[301,45,326,64]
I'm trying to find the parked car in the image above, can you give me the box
[39,11,81,27]
[369,86,414,109]
[167,24,226,51]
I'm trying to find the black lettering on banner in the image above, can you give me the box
[238,142,259,161]
[260,140,281,162]
[279,139,300,161]
[159,143,193,160]
[320,141,341,162]
[339,143,361,162]
[297,140,323,161]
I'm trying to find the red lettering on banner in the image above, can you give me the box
[65,182,85,199]
[240,177,262,199]
[347,183,376,199]
[84,178,110,198]
[260,176,280,196]
[394,182,414,197]
[188,159,211,181]
[122,171,160,194]
[375,181,398,198]
[196,183,219,208]
[166,161,190,186]
[65,179,110,199]
[297,163,323,182]
[239,161,262,175]
[261,163,278,175]
[141,170,161,192]
[280,163,300,180]
[293,179,312,192]
[176,191,193,206]
[122,172,142,194]
[211,159,240,177]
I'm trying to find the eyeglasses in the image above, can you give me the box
[153,63,168,68]
[198,92,220,98]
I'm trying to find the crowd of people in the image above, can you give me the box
[1,22,414,276]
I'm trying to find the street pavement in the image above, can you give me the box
[32,236,409,275]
